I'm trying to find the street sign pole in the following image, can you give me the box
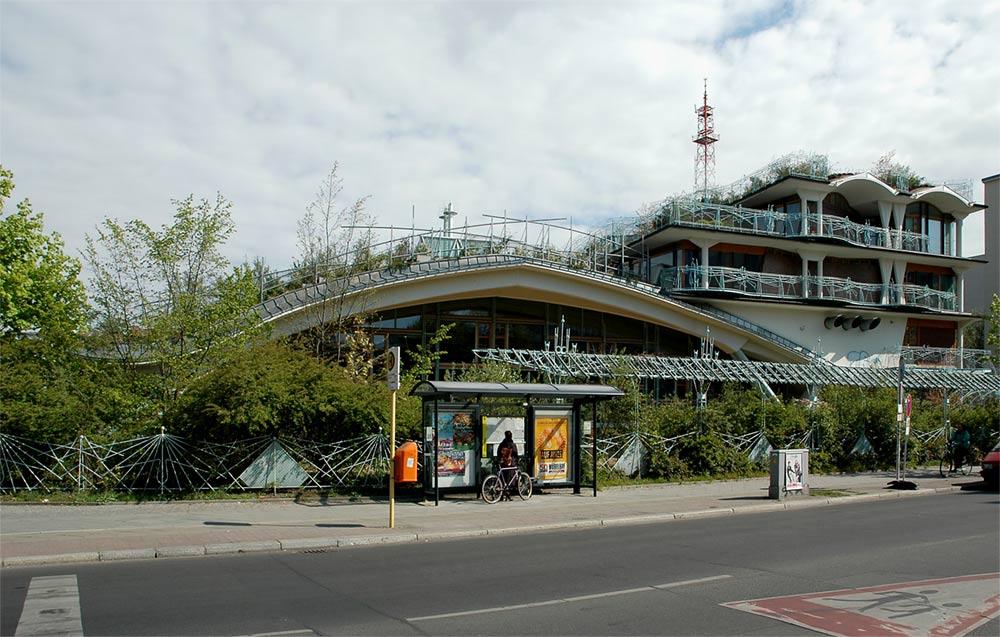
[387,347,400,529]
[888,358,916,490]
[895,357,905,480]
[389,388,397,528]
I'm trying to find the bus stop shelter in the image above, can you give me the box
[410,381,624,503]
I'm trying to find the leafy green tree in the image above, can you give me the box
[987,294,1000,365]
[0,166,88,337]
[167,342,388,442]
[83,194,262,424]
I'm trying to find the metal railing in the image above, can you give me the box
[658,265,953,312]
[901,346,995,370]
[898,285,957,311]
[635,199,942,256]
[0,432,402,494]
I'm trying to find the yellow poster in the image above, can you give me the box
[535,416,569,482]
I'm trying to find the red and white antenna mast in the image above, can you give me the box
[693,78,718,201]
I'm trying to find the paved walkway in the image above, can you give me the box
[0,469,983,567]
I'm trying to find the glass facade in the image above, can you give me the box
[905,202,955,255]
[363,297,700,377]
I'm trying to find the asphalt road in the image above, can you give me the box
[2,490,998,636]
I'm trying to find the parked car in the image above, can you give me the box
[980,442,1000,488]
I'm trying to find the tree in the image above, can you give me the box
[167,341,387,442]
[0,166,88,337]
[83,194,262,422]
[987,294,1000,365]
[292,163,375,360]
[871,151,924,191]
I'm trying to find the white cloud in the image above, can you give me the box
[2,0,997,274]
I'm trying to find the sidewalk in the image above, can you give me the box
[0,469,981,568]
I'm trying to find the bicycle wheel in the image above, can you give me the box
[961,448,979,476]
[482,475,502,504]
[940,451,951,477]
[517,473,532,500]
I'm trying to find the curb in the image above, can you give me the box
[0,486,967,568]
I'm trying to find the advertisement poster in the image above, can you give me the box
[436,410,476,482]
[785,452,803,490]
[535,413,570,482]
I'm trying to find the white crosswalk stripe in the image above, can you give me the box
[15,575,83,637]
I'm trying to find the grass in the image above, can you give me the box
[809,489,853,497]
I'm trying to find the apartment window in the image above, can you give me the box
[905,269,955,293]
[709,251,764,271]
[905,203,955,255]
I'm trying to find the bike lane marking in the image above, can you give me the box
[722,572,1000,637]
[407,574,732,622]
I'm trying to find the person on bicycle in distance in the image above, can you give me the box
[949,422,971,471]
[496,430,519,500]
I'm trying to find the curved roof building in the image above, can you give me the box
[257,153,992,386]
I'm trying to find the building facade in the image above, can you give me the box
[258,153,991,378]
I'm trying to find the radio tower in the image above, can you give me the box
[693,79,718,201]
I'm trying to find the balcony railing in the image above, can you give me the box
[659,266,803,299]
[659,266,956,311]
[808,276,884,305]
[898,284,957,311]
[901,346,996,370]
[806,214,888,249]
[641,200,948,256]
[650,200,786,238]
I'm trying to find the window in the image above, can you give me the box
[905,202,955,255]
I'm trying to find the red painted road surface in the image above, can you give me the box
[722,573,1000,637]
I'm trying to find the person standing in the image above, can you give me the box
[496,430,519,500]
[949,422,971,471]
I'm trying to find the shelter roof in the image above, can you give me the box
[410,380,624,401]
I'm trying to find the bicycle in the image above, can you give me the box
[939,443,979,477]
[482,464,532,504]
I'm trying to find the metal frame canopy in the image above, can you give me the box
[410,380,625,402]
[472,350,1000,401]
[411,380,624,502]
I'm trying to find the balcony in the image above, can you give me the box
[643,200,943,255]
[901,346,996,370]
[659,266,957,311]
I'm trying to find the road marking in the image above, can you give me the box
[236,630,317,636]
[407,574,732,622]
[722,572,1000,637]
[15,575,83,637]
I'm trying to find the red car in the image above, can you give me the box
[981,442,1000,488]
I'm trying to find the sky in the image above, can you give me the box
[2,0,999,276]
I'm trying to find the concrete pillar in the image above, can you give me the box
[956,271,965,312]
[893,202,907,250]
[879,259,893,304]
[692,239,715,289]
[801,257,810,298]
[893,261,907,305]
[955,217,963,257]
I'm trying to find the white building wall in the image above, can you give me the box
[712,301,907,367]
[964,174,999,316]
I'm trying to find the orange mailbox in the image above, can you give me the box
[394,441,419,483]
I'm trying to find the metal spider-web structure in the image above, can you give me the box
[584,426,695,478]
[0,431,409,494]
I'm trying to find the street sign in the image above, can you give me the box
[905,393,913,418]
[387,346,400,391]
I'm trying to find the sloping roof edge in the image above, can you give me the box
[410,380,624,400]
